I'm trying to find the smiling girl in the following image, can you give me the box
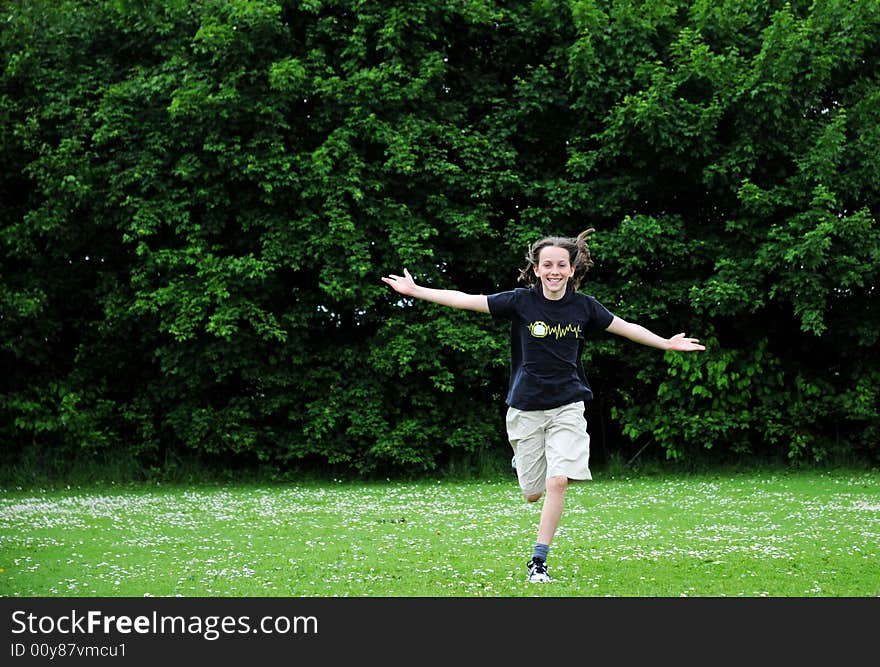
[382,228,705,583]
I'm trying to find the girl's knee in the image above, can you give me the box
[524,491,543,503]
[546,475,569,494]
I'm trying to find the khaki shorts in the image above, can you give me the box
[506,401,592,496]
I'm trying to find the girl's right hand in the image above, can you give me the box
[381,268,418,296]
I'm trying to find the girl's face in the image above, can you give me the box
[533,245,574,300]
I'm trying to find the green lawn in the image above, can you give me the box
[2,469,878,597]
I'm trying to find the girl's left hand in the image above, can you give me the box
[667,333,706,351]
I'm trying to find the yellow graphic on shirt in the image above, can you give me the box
[528,321,582,339]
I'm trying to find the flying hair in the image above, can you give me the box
[517,228,596,291]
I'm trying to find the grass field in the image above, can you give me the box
[2,469,878,597]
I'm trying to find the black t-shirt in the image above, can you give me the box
[487,286,614,411]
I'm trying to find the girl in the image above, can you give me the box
[381,229,705,583]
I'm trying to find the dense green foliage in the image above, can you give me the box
[1,0,878,475]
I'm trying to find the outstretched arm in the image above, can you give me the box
[606,316,705,351]
[381,268,489,313]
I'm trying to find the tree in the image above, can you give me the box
[1,0,877,476]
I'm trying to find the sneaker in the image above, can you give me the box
[527,557,551,583]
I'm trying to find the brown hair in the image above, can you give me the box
[517,228,596,291]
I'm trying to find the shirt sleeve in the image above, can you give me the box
[585,295,614,332]
[487,290,518,320]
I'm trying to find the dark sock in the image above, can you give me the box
[532,543,549,562]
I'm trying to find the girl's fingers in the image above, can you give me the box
[381,270,412,286]
[669,333,706,351]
